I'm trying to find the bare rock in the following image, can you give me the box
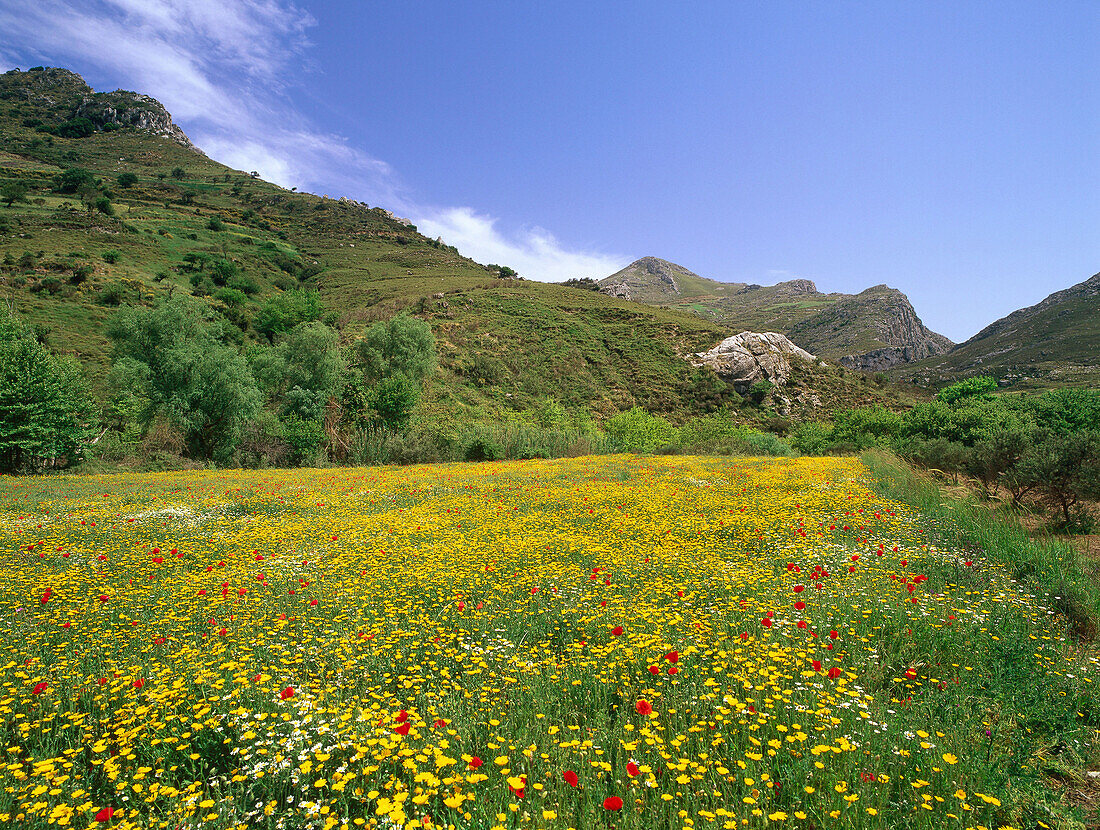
[689,332,817,389]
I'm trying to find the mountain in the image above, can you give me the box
[598,257,953,370]
[0,67,913,424]
[889,272,1100,388]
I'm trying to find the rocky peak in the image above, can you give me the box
[688,331,817,390]
[598,257,704,301]
[775,278,818,295]
[75,90,197,150]
[1,67,198,151]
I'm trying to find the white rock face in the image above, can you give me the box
[689,332,816,388]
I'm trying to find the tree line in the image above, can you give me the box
[0,294,435,472]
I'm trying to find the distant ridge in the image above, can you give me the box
[598,257,953,369]
[892,272,1100,388]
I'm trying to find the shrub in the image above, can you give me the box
[604,407,678,453]
[102,250,120,264]
[790,421,831,455]
[116,172,138,188]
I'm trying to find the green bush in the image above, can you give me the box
[790,421,831,455]
[604,407,678,453]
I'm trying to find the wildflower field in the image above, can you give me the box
[2,455,1098,830]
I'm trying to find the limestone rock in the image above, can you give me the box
[689,332,817,389]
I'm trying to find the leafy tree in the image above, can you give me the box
[0,314,94,472]
[250,322,346,423]
[370,374,421,432]
[116,172,138,188]
[54,167,96,194]
[54,117,96,138]
[1011,431,1100,529]
[1,181,28,207]
[254,288,325,341]
[357,313,437,383]
[171,167,186,180]
[106,297,262,461]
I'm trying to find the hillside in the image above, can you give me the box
[889,271,1100,388]
[599,256,952,369]
[0,67,914,427]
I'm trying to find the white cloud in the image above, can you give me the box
[1,0,625,278]
[415,207,627,282]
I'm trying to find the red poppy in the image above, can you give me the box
[132,678,145,690]
[793,584,804,593]
[309,599,318,606]
[280,686,295,700]
[794,601,805,610]
[828,667,842,679]
[611,626,623,636]
[829,630,838,639]
[905,668,917,680]
[395,723,411,736]
[32,681,47,695]
[456,601,465,611]
[627,762,640,776]
[761,617,772,628]
[94,806,115,822]
[396,710,409,723]
[796,620,807,629]
[563,770,579,787]
[603,796,624,811]
[99,595,109,603]
[635,699,653,716]
[665,651,679,663]
[40,588,52,604]
[668,666,679,675]
[468,756,483,769]
[153,637,166,645]
[812,660,822,672]
[433,719,446,727]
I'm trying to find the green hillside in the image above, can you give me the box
[889,272,1100,389]
[599,257,953,369]
[0,66,919,435]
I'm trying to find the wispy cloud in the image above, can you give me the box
[0,0,625,278]
[415,207,627,282]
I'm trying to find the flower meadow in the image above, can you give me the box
[1,455,1098,830]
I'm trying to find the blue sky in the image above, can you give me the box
[2,1,1097,341]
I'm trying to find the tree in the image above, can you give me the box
[116,172,138,188]
[254,288,325,341]
[357,313,437,384]
[171,167,186,180]
[0,314,94,472]
[107,296,262,461]
[1011,431,1100,529]
[250,322,346,423]
[54,117,96,138]
[54,167,96,194]
[1,181,28,207]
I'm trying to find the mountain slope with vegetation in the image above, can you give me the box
[0,66,922,471]
[598,256,953,369]
[890,272,1100,389]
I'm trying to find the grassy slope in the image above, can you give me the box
[0,67,923,424]
[890,277,1100,389]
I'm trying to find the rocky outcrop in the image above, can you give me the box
[75,90,197,150]
[789,285,953,370]
[1,67,198,151]
[689,332,817,389]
